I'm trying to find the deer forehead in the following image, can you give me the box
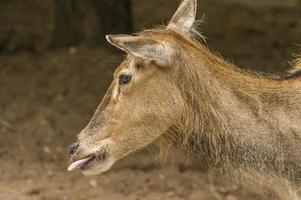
[115,57,140,76]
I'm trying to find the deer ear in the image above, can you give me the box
[167,0,197,33]
[106,34,172,67]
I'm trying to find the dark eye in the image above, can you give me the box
[119,74,132,85]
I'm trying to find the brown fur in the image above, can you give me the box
[142,28,301,199]
[70,1,301,199]
[155,28,301,199]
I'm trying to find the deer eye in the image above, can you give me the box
[118,74,132,85]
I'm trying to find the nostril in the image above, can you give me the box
[69,143,79,155]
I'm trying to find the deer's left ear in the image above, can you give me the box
[106,34,172,67]
[167,0,197,33]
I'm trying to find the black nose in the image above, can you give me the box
[69,143,79,155]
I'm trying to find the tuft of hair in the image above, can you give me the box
[190,17,207,44]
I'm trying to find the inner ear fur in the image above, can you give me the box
[106,35,173,67]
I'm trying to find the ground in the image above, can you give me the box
[1,2,301,200]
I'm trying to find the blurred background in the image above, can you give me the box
[0,0,301,199]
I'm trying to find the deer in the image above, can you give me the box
[68,0,301,199]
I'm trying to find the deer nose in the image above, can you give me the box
[69,143,79,156]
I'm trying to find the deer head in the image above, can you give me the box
[68,0,199,175]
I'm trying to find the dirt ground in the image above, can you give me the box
[1,2,301,200]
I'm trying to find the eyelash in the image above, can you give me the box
[118,74,132,85]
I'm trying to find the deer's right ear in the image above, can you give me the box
[167,0,197,33]
[106,34,173,67]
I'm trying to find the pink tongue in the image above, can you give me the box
[68,157,93,171]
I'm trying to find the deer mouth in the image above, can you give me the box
[68,156,95,171]
[68,145,109,172]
